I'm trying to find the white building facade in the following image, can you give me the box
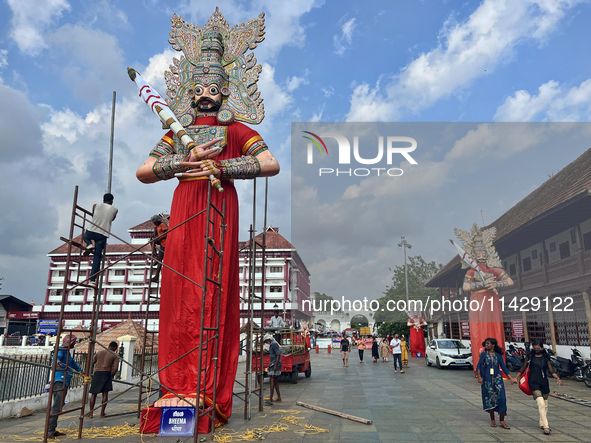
[33,223,311,331]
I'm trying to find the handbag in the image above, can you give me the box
[519,363,532,396]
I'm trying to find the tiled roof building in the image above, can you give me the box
[33,223,311,333]
[426,148,591,356]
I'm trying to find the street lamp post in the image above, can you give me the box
[398,237,412,303]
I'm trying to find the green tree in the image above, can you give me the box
[350,315,369,329]
[312,292,333,303]
[375,322,410,339]
[312,292,337,311]
[374,255,442,323]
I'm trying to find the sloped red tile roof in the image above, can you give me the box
[240,228,295,250]
[425,255,463,287]
[129,220,156,231]
[129,215,169,232]
[74,318,157,354]
[48,234,151,255]
[427,147,591,286]
[486,147,591,241]
[239,320,261,334]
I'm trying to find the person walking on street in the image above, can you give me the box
[379,337,390,362]
[82,193,118,282]
[390,334,404,373]
[401,335,410,368]
[371,337,379,363]
[476,338,517,430]
[517,340,561,435]
[340,336,350,367]
[263,334,282,404]
[47,335,82,439]
[357,338,365,363]
[88,341,120,418]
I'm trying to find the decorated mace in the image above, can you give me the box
[127,67,223,192]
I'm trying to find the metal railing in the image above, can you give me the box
[0,354,51,402]
[4,336,23,346]
[132,353,158,377]
[0,353,88,402]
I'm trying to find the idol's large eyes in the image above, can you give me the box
[195,86,204,95]
[209,86,219,95]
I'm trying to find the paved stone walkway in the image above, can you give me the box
[1,351,590,442]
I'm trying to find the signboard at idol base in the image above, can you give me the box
[159,407,195,437]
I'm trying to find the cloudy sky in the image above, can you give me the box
[1,0,591,304]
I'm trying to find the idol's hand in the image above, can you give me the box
[485,277,497,290]
[186,138,224,162]
[177,159,221,178]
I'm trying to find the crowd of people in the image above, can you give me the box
[476,337,561,434]
[335,333,562,436]
[339,334,410,372]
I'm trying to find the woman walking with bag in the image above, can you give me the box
[517,340,562,435]
[476,338,517,429]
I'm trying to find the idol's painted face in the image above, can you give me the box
[193,84,222,112]
[475,250,487,264]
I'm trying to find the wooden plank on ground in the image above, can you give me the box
[296,401,373,424]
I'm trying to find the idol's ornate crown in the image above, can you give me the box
[164,8,266,126]
[454,223,502,268]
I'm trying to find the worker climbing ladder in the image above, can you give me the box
[44,184,227,442]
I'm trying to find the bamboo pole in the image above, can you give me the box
[296,401,373,424]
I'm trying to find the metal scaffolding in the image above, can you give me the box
[233,178,269,419]
[43,184,227,442]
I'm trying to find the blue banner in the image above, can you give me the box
[38,320,58,334]
[159,407,196,437]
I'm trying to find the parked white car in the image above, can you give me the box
[425,339,472,369]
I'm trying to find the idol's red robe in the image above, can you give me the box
[409,322,426,355]
[465,265,507,366]
[149,116,265,432]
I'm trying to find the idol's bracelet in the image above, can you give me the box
[470,281,485,291]
[152,153,190,181]
[217,155,262,180]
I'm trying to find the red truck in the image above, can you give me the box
[252,328,311,383]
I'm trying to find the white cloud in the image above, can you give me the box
[46,24,126,104]
[495,78,591,122]
[333,17,357,56]
[80,0,129,27]
[142,49,180,94]
[310,108,324,122]
[178,0,323,62]
[286,69,310,92]
[494,81,560,121]
[0,50,8,69]
[346,0,583,121]
[256,62,294,129]
[321,86,335,97]
[7,0,70,56]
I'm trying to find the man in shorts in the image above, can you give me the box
[88,341,119,418]
[340,336,350,367]
[263,334,282,404]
